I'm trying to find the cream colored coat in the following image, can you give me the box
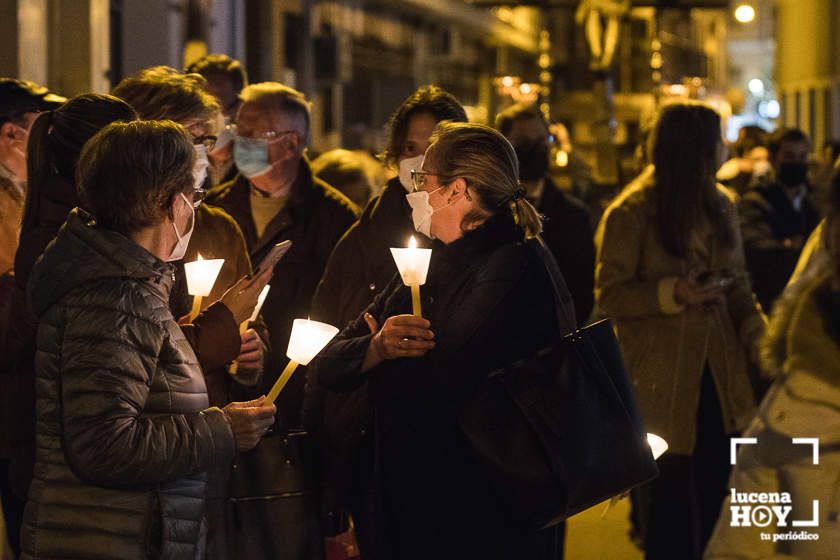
[595,176,764,454]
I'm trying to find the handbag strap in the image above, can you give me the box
[526,237,578,334]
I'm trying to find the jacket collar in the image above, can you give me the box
[435,211,523,264]
[227,158,315,255]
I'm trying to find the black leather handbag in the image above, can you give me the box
[459,237,659,530]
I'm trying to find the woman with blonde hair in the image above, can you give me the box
[310,122,564,559]
[595,101,765,559]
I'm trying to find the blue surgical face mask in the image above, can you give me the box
[234,135,273,178]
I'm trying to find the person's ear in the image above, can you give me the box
[447,177,470,202]
[0,122,18,143]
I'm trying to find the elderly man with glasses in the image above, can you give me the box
[207,81,359,559]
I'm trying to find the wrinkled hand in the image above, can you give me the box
[219,267,273,325]
[235,329,265,374]
[361,313,435,372]
[222,396,276,451]
[674,271,725,307]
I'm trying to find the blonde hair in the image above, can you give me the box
[112,66,220,130]
[426,122,542,238]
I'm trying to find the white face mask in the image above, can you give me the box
[193,144,210,189]
[398,154,425,192]
[405,185,445,239]
[167,193,195,262]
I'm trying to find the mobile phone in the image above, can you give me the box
[253,240,293,276]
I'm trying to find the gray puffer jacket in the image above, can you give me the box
[20,210,236,559]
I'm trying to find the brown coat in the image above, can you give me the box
[595,177,764,454]
[0,173,24,275]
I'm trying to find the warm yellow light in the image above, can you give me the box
[520,83,533,95]
[734,4,756,23]
[501,76,515,88]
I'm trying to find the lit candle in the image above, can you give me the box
[390,236,432,317]
[184,254,224,321]
[646,433,668,460]
[266,318,339,404]
[230,285,271,376]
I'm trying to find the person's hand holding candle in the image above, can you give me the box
[234,329,265,375]
[230,285,271,375]
[361,312,435,372]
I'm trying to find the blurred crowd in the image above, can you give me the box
[0,53,837,560]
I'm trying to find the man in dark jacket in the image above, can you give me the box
[207,82,358,559]
[739,127,821,312]
[496,103,595,324]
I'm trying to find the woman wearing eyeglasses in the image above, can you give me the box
[19,120,277,559]
[310,122,566,560]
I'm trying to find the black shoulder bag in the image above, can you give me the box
[458,237,659,530]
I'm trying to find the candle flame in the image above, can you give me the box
[197,254,203,261]
[409,236,417,249]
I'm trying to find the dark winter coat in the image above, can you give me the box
[310,213,562,560]
[4,177,242,502]
[20,210,236,560]
[304,178,419,511]
[207,160,359,428]
[538,177,595,323]
[738,181,821,311]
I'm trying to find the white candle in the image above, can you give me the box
[230,285,272,375]
[390,236,432,287]
[246,284,271,325]
[184,255,225,296]
[266,318,339,403]
[646,433,669,460]
[184,255,224,321]
[390,236,432,317]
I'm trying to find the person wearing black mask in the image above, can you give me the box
[496,103,595,324]
[739,127,821,312]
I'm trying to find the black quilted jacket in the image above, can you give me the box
[20,210,235,559]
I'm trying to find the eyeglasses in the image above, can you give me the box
[410,169,436,192]
[191,187,207,208]
[192,134,217,151]
[230,124,297,141]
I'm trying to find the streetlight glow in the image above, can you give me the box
[748,78,764,95]
[734,4,756,24]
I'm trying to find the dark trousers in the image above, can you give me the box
[642,371,733,560]
[1,458,24,556]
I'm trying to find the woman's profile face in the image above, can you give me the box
[416,148,476,244]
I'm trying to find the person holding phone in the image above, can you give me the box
[595,101,766,560]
